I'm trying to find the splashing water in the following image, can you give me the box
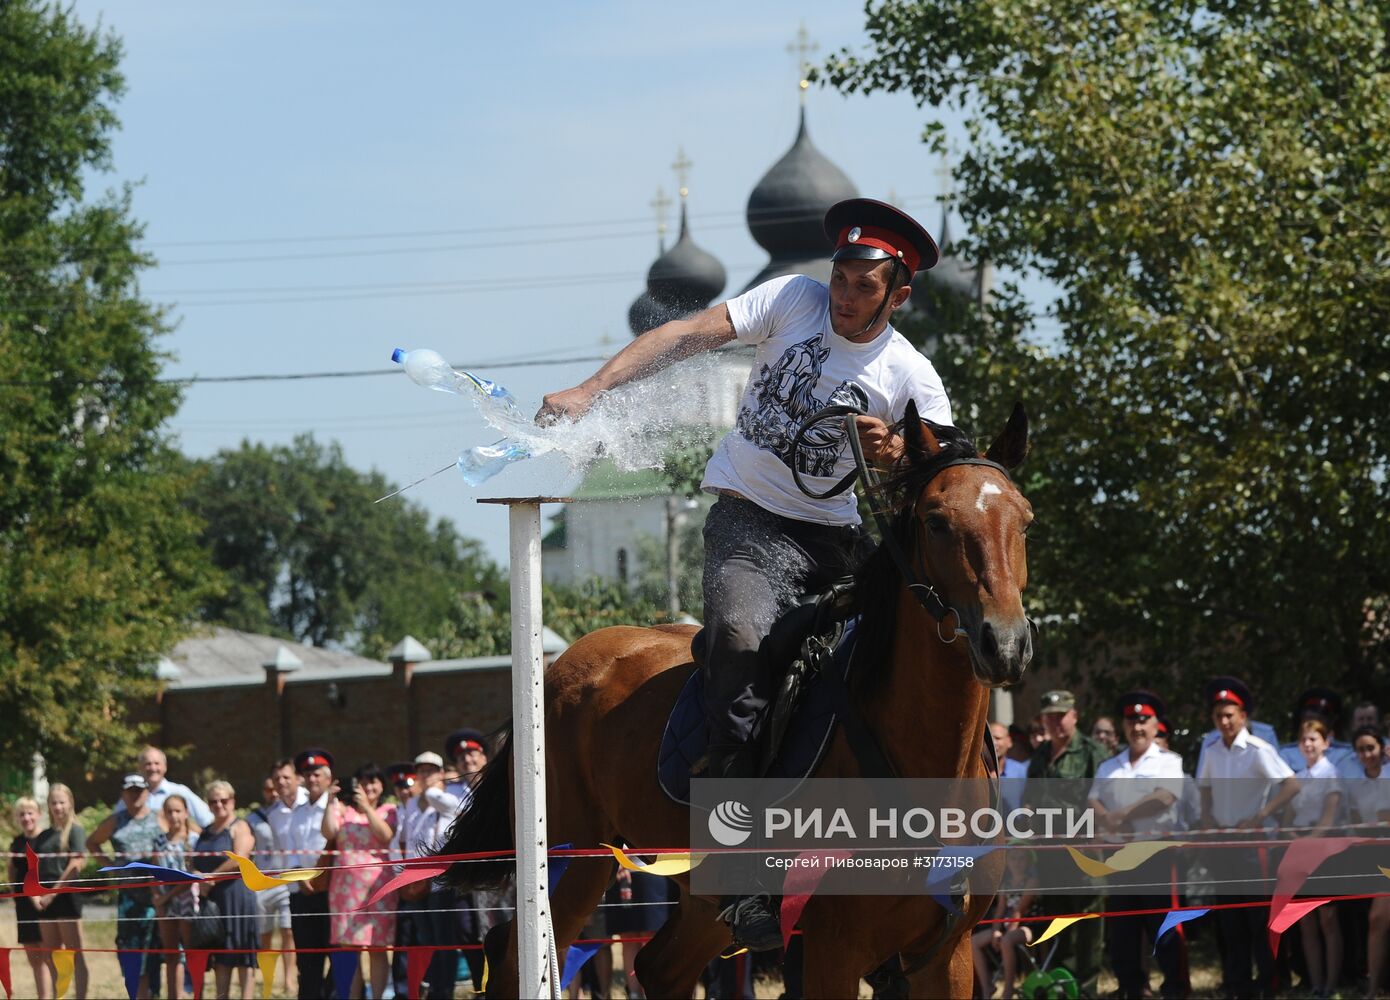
[391,347,734,491]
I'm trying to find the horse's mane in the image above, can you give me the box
[849,419,981,698]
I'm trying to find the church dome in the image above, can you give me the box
[646,202,726,316]
[746,107,858,260]
[627,290,678,337]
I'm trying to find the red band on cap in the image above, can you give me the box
[1125,703,1156,718]
[1212,688,1245,708]
[453,740,483,754]
[836,225,921,273]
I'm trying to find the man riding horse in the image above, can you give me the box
[538,198,951,951]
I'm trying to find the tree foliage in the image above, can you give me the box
[828,0,1390,722]
[0,2,220,773]
[187,435,505,656]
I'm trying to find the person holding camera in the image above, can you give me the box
[322,763,397,1000]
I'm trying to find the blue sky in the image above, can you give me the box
[73,1,976,563]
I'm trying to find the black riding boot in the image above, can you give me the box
[702,746,783,952]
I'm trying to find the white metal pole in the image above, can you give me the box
[507,500,550,999]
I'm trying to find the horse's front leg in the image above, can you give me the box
[801,933,874,1000]
[902,934,974,999]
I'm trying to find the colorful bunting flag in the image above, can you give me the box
[480,956,489,993]
[329,950,359,1000]
[117,950,143,1000]
[186,950,210,999]
[359,864,448,911]
[780,850,853,950]
[927,847,1000,912]
[22,846,42,897]
[548,843,572,895]
[257,951,278,1000]
[53,949,74,999]
[407,947,434,999]
[1154,909,1208,954]
[98,860,206,883]
[560,942,604,989]
[1268,837,1365,951]
[602,843,705,876]
[0,948,10,1000]
[224,852,318,891]
[1030,914,1099,947]
[1067,841,1185,878]
[1269,898,1334,957]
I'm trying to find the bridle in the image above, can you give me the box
[791,404,1014,641]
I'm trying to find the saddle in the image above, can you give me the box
[658,580,862,805]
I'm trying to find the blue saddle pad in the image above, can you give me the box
[658,618,859,806]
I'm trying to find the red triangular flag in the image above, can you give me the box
[0,947,12,1000]
[407,947,435,999]
[779,850,851,950]
[23,845,42,896]
[186,950,211,999]
[1268,837,1365,947]
[1269,897,1333,957]
[360,864,447,911]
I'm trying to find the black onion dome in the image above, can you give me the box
[646,202,726,315]
[746,107,858,260]
[925,208,979,299]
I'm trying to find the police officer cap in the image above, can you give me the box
[1115,690,1166,721]
[1293,686,1342,721]
[1155,716,1172,737]
[294,747,334,773]
[385,762,416,787]
[445,728,488,761]
[824,198,940,275]
[1204,676,1253,711]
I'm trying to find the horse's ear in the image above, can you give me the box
[901,399,941,463]
[985,402,1029,470]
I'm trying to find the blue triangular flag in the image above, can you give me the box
[926,847,1000,913]
[330,949,359,999]
[561,942,604,990]
[99,861,205,882]
[117,951,144,1000]
[1154,908,1209,953]
[548,843,572,895]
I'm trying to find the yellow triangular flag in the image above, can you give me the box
[602,843,706,876]
[719,946,749,959]
[226,852,320,891]
[1380,865,1390,881]
[1068,841,1185,877]
[53,949,75,999]
[1029,914,1099,947]
[257,951,278,999]
[481,956,489,993]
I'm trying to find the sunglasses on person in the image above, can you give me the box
[209,797,234,805]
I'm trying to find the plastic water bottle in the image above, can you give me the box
[456,439,531,486]
[391,347,523,418]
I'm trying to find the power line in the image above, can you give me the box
[0,354,611,389]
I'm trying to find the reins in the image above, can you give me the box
[791,405,1012,641]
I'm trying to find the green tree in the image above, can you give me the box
[0,2,220,773]
[827,0,1390,720]
[188,435,505,656]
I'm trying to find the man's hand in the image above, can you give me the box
[855,416,905,466]
[536,386,597,426]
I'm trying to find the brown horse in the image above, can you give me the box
[440,401,1034,998]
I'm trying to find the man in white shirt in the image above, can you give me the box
[1088,691,1186,999]
[1195,678,1299,999]
[538,200,956,950]
[252,758,307,996]
[284,748,334,1000]
[114,745,213,828]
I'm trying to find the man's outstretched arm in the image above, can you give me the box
[536,303,736,423]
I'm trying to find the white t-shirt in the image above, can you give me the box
[1288,755,1341,828]
[702,275,953,525]
[1344,768,1390,826]
[1088,742,1187,837]
[1196,728,1295,828]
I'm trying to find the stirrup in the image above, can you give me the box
[718,893,782,952]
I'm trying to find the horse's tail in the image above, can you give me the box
[436,724,514,892]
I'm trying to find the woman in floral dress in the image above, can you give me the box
[322,763,397,999]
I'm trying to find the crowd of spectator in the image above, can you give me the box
[986,680,1390,999]
[6,681,1390,999]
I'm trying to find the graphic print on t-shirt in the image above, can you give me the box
[735,333,869,476]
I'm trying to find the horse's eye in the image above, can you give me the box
[925,515,950,536]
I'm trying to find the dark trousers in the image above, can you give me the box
[422,889,462,998]
[289,890,332,999]
[1216,896,1274,998]
[700,496,867,751]
[1107,896,1182,998]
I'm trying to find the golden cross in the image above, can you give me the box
[671,146,692,200]
[787,22,818,102]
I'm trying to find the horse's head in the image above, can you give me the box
[894,400,1034,687]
